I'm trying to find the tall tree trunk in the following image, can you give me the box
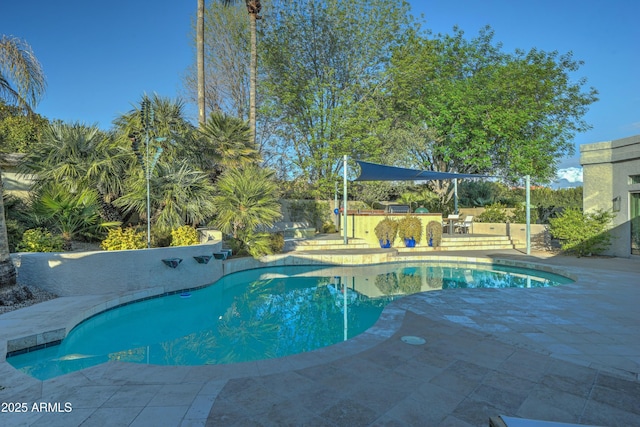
[0,169,17,289]
[197,0,206,127]
[248,11,257,145]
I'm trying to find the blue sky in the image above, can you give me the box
[2,0,638,171]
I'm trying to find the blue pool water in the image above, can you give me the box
[7,262,571,380]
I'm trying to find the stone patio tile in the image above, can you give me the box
[516,384,587,424]
[183,394,216,422]
[77,406,144,426]
[147,382,204,407]
[62,385,121,409]
[129,405,189,427]
[319,397,379,426]
[580,399,640,427]
[27,408,96,427]
[101,384,163,408]
[429,360,491,396]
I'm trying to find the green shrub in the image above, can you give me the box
[268,232,285,253]
[16,228,65,252]
[476,202,509,223]
[5,219,25,253]
[101,227,147,250]
[322,221,337,233]
[549,208,614,256]
[170,226,200,246]
[509,203,540,224]
[225,231,274,258]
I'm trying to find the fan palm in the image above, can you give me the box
[197,111,261,175]
[30,185,120,248]
[114,160,217,234]
[212,165,281,257]
[1,35,45,288]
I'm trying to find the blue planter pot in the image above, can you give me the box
[379,239,391,248]
[404,237,416,248]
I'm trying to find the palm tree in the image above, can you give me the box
[0,35,46,288]
[19,121,132,222]
[212,165,281,257]
[197,111,261,177]
[113,160,217,234]
[0,35,46,113]
[197,0,206,127]
[220,1,261,145]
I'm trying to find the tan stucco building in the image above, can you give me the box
[580,134,640,257]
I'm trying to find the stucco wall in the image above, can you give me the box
[581,134,640,257]
[11,241,225,296]
[346,213,443,247]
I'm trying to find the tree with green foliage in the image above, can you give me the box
[260,0,411,197]
[212,165,282,257]
[0,102,48,153]
[386,26,597,194]
[1,35,46,287]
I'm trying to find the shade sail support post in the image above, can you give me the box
[526,174,531,255]
[343,155,348,245]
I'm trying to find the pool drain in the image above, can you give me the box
[401,336,426,345]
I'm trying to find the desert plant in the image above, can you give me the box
[549,208,614,256]
[16,228,64,252]
[170,225,200,246]
[397,216,423,244]
[374,217,398,246]
[101,227,147,250]
[426,221,443,247]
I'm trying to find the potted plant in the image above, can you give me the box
[398,216,422,247]
[426,221,442,247]
[374,217,398,248]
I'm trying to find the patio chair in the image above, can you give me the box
[443,214,459,234]
[455,216,474,234]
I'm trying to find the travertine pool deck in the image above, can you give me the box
[0,250,638,426]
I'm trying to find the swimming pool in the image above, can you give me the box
[7,262,572,380]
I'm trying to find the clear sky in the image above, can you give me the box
[2,0,638,171]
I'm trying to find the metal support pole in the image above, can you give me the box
[334,181,338,229]
[526,175,531,255]
[343,155,348,245]
[454,178,458,214]
[146,133,151,249]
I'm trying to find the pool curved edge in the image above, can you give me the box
[1,252,574,371]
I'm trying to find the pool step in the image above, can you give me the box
[440,235,516,250]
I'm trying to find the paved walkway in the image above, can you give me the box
[0,250,638,426]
